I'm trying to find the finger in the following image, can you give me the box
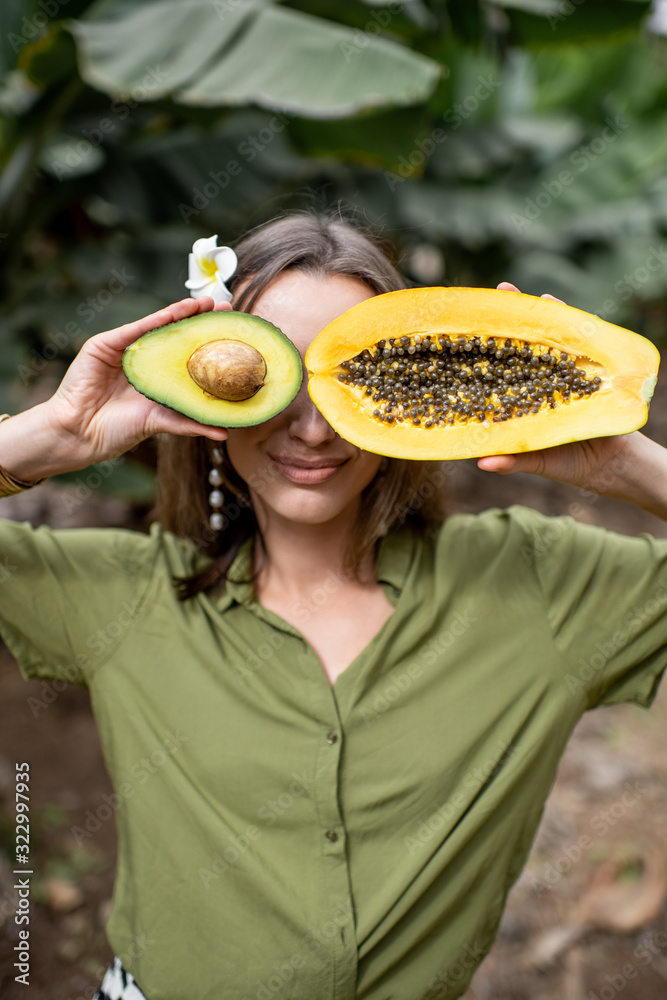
[149,408,229,441]
[541,293,566,305]
[99,297,217,355]
[477,454,519,475]
[213,301,234,312]
[496,282,521,293]
[477,451,547,477]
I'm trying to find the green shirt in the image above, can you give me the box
[2,504,666,1000]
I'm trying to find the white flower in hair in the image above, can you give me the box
[185,235,238,304]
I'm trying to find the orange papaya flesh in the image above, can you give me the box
[305,287,660,460]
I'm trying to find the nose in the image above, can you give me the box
[286,378,337,447]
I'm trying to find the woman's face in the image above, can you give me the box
[224,270,382,528]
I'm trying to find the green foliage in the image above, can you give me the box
[68,0,441,116]
[0,0,665,461]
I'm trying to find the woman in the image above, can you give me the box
[2,212,666,1000]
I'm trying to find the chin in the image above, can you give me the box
[255,487,358,527]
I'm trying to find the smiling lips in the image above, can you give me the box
[269,454,349,485]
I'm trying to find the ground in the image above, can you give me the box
[1,389,667,1000]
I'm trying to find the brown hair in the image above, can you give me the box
[154,210,449,599]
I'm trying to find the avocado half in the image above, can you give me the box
[122,311,303,427]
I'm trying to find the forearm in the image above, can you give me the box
[594,432,667,520]
[0,402,85,483]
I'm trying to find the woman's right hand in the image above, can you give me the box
[0,297,229,481]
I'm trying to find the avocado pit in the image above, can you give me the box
[187,339,267,402]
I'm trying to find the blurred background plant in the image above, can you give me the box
[3,9,667,998]
[0,0,666,498]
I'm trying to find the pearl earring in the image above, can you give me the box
[209,447,225,532]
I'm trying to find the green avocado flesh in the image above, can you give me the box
[122,312,303,427]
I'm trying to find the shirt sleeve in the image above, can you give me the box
[0,518,163,687]
[515,505,667,710]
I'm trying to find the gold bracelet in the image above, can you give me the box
[0,414,46,497]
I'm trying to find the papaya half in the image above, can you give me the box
[304,287,660,460]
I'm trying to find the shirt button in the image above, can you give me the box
[325,829,338,843]
[326,730,338,744]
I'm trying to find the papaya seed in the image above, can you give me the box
[337,334,602,429]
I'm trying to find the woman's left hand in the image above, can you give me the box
[478,282,667,517]
[477,431,638,495]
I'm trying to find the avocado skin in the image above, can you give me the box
[122,311,303,427]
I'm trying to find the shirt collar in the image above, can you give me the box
[375,525,416,595]
[213,526,417,614]
[215,538,255,611]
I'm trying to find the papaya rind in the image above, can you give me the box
[305,287,661,460]
[122,311,303,427]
